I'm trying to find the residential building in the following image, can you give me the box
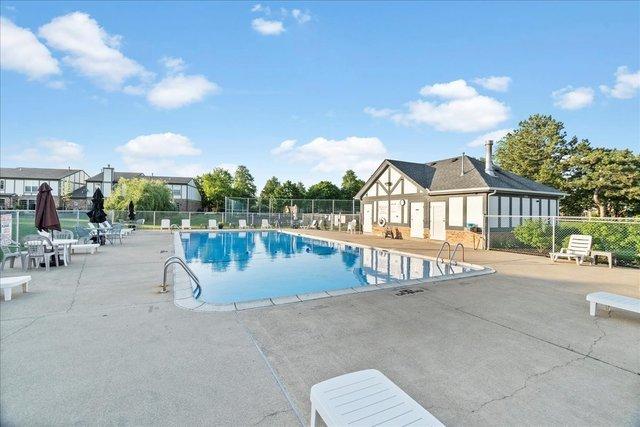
[355,141,565,247]
[0,167,89,210]
[85,165,201,211]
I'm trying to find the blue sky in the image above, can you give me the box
[1,1,638,189]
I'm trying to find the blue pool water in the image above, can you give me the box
[181,231,479,304]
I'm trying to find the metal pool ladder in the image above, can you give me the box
[161,256,201,298]
[436,241,465,265]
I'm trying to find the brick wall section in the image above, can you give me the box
[446,229,484,249]
[371,225,430,239]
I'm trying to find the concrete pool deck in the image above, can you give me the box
[1,230,638,425]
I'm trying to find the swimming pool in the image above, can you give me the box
[178,231,491,308]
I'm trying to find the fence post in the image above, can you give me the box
[16,210,20,243]
[352,199,355,214]
[311,200,315,215]
[153,211,156,227]
[486,215,491,250]
[552,216,556,253]
[76,209,80,226]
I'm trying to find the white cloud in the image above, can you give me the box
[363,107,397,118]
[38,12,150,90]
[272,136,387,175]
[10,139,84,165]
[599,66,640,99]
[251,4,270,13]
[367,79,509,133]
[0,17,60,79]
[116,133,204,177]
[47,80,66,89]
[117,132,201,158]
[252,18,285,35]
[552,86,594,110]
[271,139,297,155]
[160,56,186,74]
[474,76,511,92]
[419,79,478,99]
[147,74,219,109]
[291,9,311,24]
[467,128,513,147]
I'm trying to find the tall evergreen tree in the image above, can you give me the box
[232,165,256,198]
[340,170,365,199]
[260,176,281,199]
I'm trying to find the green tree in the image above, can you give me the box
[340,170,365,199]
[232,165,257,198]
[197,168,233,211]
[260,177,281,199]
[274,180,306,199]
[568,148,640,217]
[495,114,592,215]
[306,181,342,199]
[105,177,175,211]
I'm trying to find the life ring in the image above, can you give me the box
[378,217,387,227]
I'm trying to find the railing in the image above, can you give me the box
[451,243,465,265]
[161,256,201,298]
[436,241,451,263]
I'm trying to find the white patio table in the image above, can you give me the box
[27,238,78,266]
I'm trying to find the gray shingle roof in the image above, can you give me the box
[87,172,143,182]
[149,176,194,185]
[377,156,563,195]
[0,167,81,180]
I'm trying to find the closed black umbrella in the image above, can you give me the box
[128,201,135,221]
[35,183,61,234]
[87,188,107,224]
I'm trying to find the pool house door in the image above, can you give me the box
[410,202,424,238]
[363,203,373,233]
[429,201,446,240]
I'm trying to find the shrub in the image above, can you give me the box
[513,219,553,253]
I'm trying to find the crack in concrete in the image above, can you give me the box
[252,409,290,425]
[65,255,88,313]
[0,315,45,343]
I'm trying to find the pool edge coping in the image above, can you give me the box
[172,230,495,312]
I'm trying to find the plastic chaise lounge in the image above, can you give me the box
[160,219,171,231]
[261,219,271,229]
[238,219,248,229]
[303,220,318,230]
[181,219,191,230]
[208,219,218,230]
[550,234,592,265]
[310,369,444,427]
[0,275,31,301]
[586,292,640,317]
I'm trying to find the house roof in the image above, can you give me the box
[86,171,194,185]
[86,172,144,182]
[356,156,564,199]
[70,186,88,199]
[0,167,81,180]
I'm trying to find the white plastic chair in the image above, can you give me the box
[208,219,218,230]
[550,234,592,265]
[181,219,191,230]
[261,219,271,229]
[239,219,248,229]
[160,219,171,230]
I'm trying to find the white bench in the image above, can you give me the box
[586,292,640,317]
[71,243,100,254]
[310,369,444,427]
[1,275,31,301]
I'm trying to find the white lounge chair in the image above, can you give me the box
[310,369,444,427]
[1,275,31,301]
[550,234,592,265]
[208,219,218,230]
[261,219,271,229]
[181,219,191,230]
[238,219,248,229]
[71,243,99,254]
[586,292,640,317]
[160,219,171,231]
[347,219,357,234]
[303,220,318,230]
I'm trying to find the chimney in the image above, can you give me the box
[460,152,465,176]
[484,140,496,177]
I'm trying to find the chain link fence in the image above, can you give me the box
[225,197,360,215]
[0,208,363,244]
[486,215,640,267]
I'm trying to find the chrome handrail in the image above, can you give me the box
[161,256,201,298]
[436,241,451,263]
[451,243,465,265]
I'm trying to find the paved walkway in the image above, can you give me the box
[1,231,638,425]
